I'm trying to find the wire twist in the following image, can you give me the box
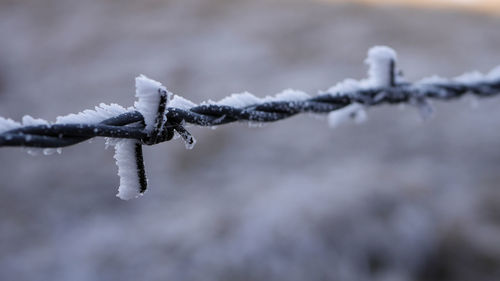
[1,79,499,149]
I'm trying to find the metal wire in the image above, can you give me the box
[0,78,499,149]
[1,48,499,200]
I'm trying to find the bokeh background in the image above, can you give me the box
[1,0,500,280]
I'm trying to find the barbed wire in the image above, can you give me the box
[1,46,499,199]
[2,79,499,148]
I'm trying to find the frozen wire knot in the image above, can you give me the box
[134,75,195,147]
[113,75,172,200]
[327,46,398,126]
[366,46,433,120]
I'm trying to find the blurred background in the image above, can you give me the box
[0,0,500,280]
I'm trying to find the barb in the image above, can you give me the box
[1,46,499,199]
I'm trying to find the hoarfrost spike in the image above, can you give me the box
[114,140,147,200]
[134,75,171,132]
[366,46,398,87]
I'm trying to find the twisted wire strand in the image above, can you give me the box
[1,45,500,200]
[0,79,499,149]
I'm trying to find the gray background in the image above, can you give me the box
[1,0,500,280]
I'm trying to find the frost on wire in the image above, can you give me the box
[327,46,398,127]
[114,75,171,200]
[1,46,500,200]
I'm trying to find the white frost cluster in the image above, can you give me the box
[366,46,398,87]
[134,75,171,132]
[170,95,197,110]
[22,115,49,126]
[200,89,310,109]
[453,71,485,84]
[0,117,21,134]
[420,65,500,85]
[328,45,398,94]
[454,66,500,84]
[264,89,310,102]
[56,103,130,124]
[114,139,144,200]
[215,92,262,108]
[327,78,365,97]
[327,103,367,128]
